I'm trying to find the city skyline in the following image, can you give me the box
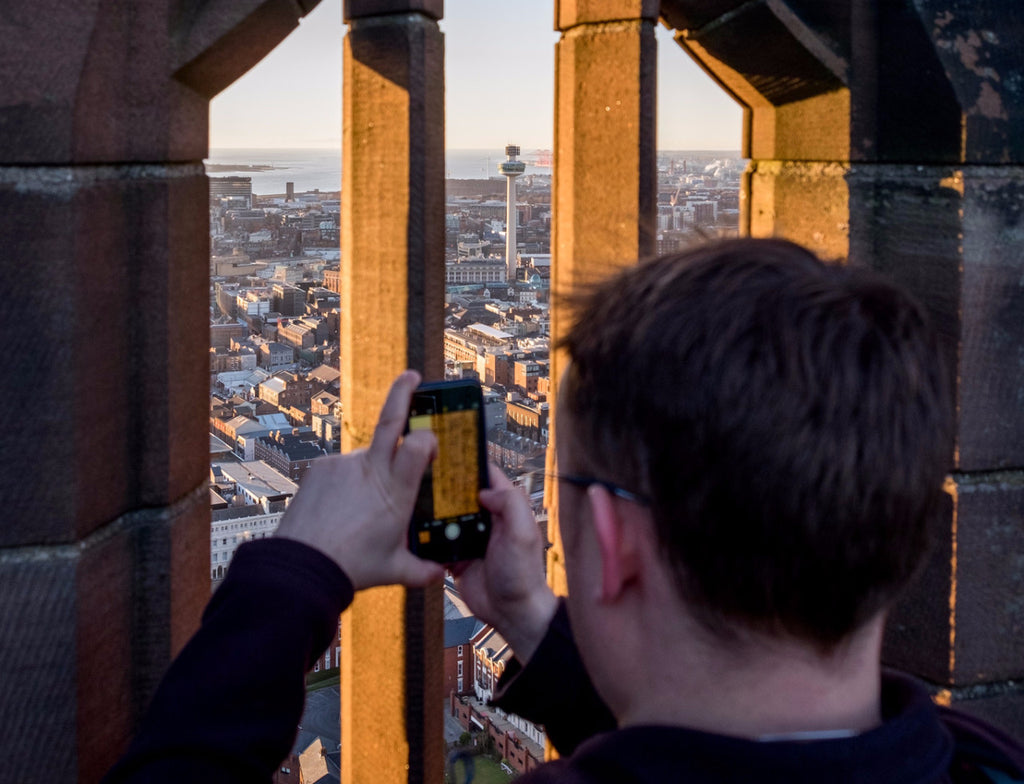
[210,0,742,151]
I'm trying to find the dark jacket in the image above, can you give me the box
[105,539,1024,783]
[494,604,1024,784]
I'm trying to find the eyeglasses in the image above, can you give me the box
[525,470,650,506]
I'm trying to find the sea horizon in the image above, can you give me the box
[206,147,743,195]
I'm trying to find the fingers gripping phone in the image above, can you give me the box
[406,380,492,563]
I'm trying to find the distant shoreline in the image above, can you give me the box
[206,163,285,172]
[205,148,743,158]
[205,148,745,196]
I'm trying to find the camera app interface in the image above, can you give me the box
[409,395,481,522]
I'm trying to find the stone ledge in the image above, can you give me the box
[556,0,658,30]
[344,0,442,22]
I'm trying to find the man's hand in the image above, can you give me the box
[455,466,557,664]
[275,370,446,591]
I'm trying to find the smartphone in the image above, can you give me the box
[406,379,491,563]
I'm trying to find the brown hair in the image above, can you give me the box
[560,238,953,650]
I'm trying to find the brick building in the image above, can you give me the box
[487,430,545,473]
[469,626,511,703]
[258,372,324,410]
[506,401,549,444]
[445,257,507,285]
[209,461,296,583]
[210,321,247,349]
[512,359,547,395]
[254,430,325,483]
[448,694,545,777]
[271,283,305,317]
[443,581,483,699]
[209,346,257,373]
[277,319,316,351]
[259,341,295,370]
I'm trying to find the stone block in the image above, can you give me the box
[344,0,443,21]
[953,685,1024,742]
[175,0,312,102]
[884,475,1024,686]
[848,165,1024,471]
[687,2,845,106]
[0,0,315,163]
[0,551,79,782]
[847,1,963,164]
[847,164,963,345]
[342,12,445,444]
[556,0,658,29]
[659,0,748,34]
[0,1,101,162]
[958,169,1024,469]
[170,487,214,656]
[0,487,208,783]
[951,474,1024,682]
[76,524,137,781]
[553,21,656,281]
[0,165,209,546]
[883,487,956,683]
[915,1,1024,164]
[0,1,204,162]
[745,160,851,261]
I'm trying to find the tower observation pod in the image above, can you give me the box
[498,145,526,286]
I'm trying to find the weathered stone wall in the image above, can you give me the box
[547,0,659,595]
[339,2,446,782]
[659,0,1024,734]
[0,2,322,781]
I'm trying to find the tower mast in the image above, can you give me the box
[498,145,525,287]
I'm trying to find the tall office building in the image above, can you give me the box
[210,176,253,208]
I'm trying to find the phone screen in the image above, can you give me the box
[408,381,491,563]
[409,407,480,519]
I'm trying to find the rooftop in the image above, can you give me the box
[215,460,300,499]
[466,323,514,341]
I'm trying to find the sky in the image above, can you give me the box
[209,0,741,151]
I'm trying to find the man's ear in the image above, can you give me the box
[587,485,642,603]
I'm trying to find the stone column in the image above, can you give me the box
[340,2,445,782]
[0,2,323,780]
[661,0,1024,732]
[547,0,658,595]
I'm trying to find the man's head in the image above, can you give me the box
[559,238,953,652]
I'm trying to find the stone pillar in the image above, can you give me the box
[340,2,445,782]
[0,2,321,781]
[547,0,658,595]
[661,0,1024,733]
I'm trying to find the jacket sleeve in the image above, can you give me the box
[491,600,617,755]
[103,538,354,784]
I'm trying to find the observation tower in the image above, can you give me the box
[498,144,526,284]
